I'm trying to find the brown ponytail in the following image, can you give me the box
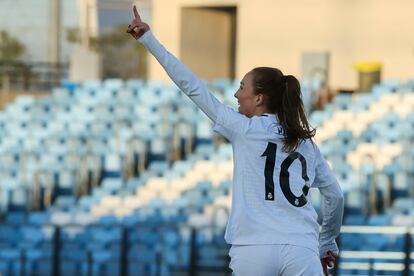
[251,67,316,153]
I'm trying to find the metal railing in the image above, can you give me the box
[1,221,414,275]
[0,60,68,92]
[338,225,413,276]
[0,221,231,276]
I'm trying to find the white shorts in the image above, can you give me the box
[229,244,323,276]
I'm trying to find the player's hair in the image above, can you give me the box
[251,67,316,153]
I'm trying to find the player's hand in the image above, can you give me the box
[320,251,337,276]
[126,5,150,39]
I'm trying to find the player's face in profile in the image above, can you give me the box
[234,72,257,117]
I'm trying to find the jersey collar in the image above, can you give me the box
[261,113,281,124]
[263,113,277,119]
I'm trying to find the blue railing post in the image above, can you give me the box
[403,231,411,276]
[120,226,128,276]
[52,226,61,276]
[189,228,198,276]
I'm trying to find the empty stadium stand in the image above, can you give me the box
[1,77,414,275]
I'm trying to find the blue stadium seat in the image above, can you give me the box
[28,212,50,225]
[368,215,392,226]
[344,215,366,225]
[50,212,73,225]
[148,161,170,177]
[103,78,123,90]
[381,79,402,91]
[101,178,123,193]
[103,154,122,178]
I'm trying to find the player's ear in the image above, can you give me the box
[255,93,266,106]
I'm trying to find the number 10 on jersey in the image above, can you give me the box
[261,142,311,207]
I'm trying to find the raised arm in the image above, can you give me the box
[127,5,224,122]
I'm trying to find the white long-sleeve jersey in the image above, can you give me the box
[137,31,344,258]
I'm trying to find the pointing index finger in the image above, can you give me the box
[133,5,141,21]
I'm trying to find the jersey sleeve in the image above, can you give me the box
[137,31,222,123]
[313,145,344,258]
[138,31,250,142]
[212,104,250,141]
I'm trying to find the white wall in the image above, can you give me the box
[149,0,414,89]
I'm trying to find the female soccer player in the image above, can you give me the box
[127,5,344,276]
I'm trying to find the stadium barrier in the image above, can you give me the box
[338,226,413,276]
